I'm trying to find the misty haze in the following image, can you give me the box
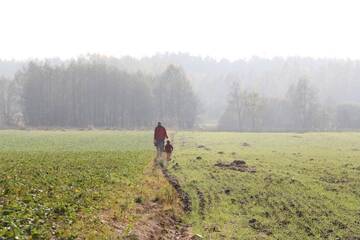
[1,54,360,131]
[1,0,360,239]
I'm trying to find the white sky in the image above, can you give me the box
[0,0,359,61]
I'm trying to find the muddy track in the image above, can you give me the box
[195,187,206,219]
[160,131,191,213]
[160,166,192,213]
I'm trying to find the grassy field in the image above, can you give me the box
[170,132,360,240]
[0,130,179,239]
[1,131,360,239]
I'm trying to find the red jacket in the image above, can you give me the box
[154,126,168,140]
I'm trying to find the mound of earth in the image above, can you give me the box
[197,145,211,151]
[215,160,256,173]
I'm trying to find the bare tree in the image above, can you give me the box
[0,77,9,126]
[153,65,198,128]
[243,92,264,131]
[228,82,243,130]
[287,78,318,131]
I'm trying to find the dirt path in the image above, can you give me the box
[101,201,192,239]
[100,154,195,239]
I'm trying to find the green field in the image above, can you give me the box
[1,131,360,239]
[0,131,178,239]
[171,132,360,239]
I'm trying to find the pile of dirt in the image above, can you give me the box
[214,160,256,173]
[197,145,211,151]
[161,167,192,213]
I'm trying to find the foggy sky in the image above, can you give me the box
[1,0,360,61]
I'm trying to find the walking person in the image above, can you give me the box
[165,140,174,161]
[154,122,168,160]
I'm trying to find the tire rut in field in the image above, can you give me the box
[167,132,191,213]
[160,166,192,213]
[195,186,206,219]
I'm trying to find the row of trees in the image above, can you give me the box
[219,78,360,131]
[0,60,198,129]
[2,54,360,126]
[1,56,360,131]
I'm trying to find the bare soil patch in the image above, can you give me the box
[128,202,192,240]
[101,202,193,240]
[215,160,256,173]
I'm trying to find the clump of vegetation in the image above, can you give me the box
[134,196,144,204]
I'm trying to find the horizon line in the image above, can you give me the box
[2,52,360,63]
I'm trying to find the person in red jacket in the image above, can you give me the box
[154,122,168,159]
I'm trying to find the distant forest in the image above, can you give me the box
[1,54,360,131]
[0,61,197,129]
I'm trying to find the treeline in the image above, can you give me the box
[219,79,360,131]
[2,54,360,124]
[0,60,198,129]
[1,55,360,131]
[68,54,360,122]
